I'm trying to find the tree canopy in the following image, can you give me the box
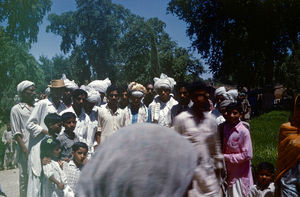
[46,0,204,85]
[168,0,300,87]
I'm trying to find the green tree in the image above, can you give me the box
[168,0,300,87]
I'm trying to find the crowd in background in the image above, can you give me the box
[0,73,298,197]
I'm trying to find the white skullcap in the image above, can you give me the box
[214,86,226,97]
[80,85,101,104]
[45,87,50,96]
[17,80,35,94]
[131,91,144,98]
[61,74,78,90]
[227,89,238,102]
[88,78,111,93]
[153,73,176,91]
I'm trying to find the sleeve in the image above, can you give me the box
[224,129,253,164]
[97,109,103,133]
[173,115,185,135]
[43,163,54,179]
[208,121,224,170]
[26,102,46,138]
[10,106,23,138]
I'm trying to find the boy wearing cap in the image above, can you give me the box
[10,80,36,197]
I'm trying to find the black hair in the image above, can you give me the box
[72,89,87,99]
[187,81,207,94]
[226,101,243,113]
[175,82,189,92]
[61,112,76,122]
[106,85,119,95]
[44,113,62,129]
[119,85,129,93]
[72,142,88,152]
[257,162,274,173]
[40,137,60,159]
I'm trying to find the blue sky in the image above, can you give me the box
[30,0,212,79]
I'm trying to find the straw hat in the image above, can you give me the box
[48,79,65,88]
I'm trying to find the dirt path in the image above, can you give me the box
[0,168,19,197]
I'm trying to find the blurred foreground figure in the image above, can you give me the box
[275,94,300,197]
[77,123,197,197]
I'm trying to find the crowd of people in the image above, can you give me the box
[1,73,299,197]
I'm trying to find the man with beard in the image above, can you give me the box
[10,80,36,197]
[61,74,78,108]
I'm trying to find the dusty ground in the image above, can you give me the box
[0,168,19,197]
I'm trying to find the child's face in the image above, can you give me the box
[257,169,273,188]
[228,109,241,125]
[63,117,77,132]
[52,144,61,158]
[72,147,87,167]
[49,122,62,134]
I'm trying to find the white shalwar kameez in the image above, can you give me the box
[174,110,224,196]
[42,160,68,197]
[10,102,34,197]
[26,98,66,197]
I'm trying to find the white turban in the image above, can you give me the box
[80,85,101,104]
[153,73,176,91]
[88,78,111,93]
[128,82,146,98]
[61,74,78,90]
[214,86,226,97]
[227,89,238,102]
[17,80,35,94]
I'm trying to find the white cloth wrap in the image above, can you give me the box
[88,78,111,93]
[80,85,101,104]
[153,73,176,91]
[17,80,35,94]
[214,86,226,97]
[227,89,238,102]
[131,91,144,98]
[61,74,78,90]
[45,87,50,96]
[77,123,197,197]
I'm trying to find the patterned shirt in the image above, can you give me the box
[57,132,79,160]
[63,160,82,195]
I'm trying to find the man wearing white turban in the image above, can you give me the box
[149,73,178,127]
[80,85,101,155]
[61,74,78,107]
[10,80,36,197]
[212,86,229,125]
[124,82,150,126]
[88,78,111,105]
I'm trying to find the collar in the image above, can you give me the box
[19,102,33,110]
[105,104,120,115]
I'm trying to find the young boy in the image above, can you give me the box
[223,102,253,196]
[249,162,275,197]
[63,142,88,195]
[58,112,79,162]
[2,122,16,169]
[27,113,62,197]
